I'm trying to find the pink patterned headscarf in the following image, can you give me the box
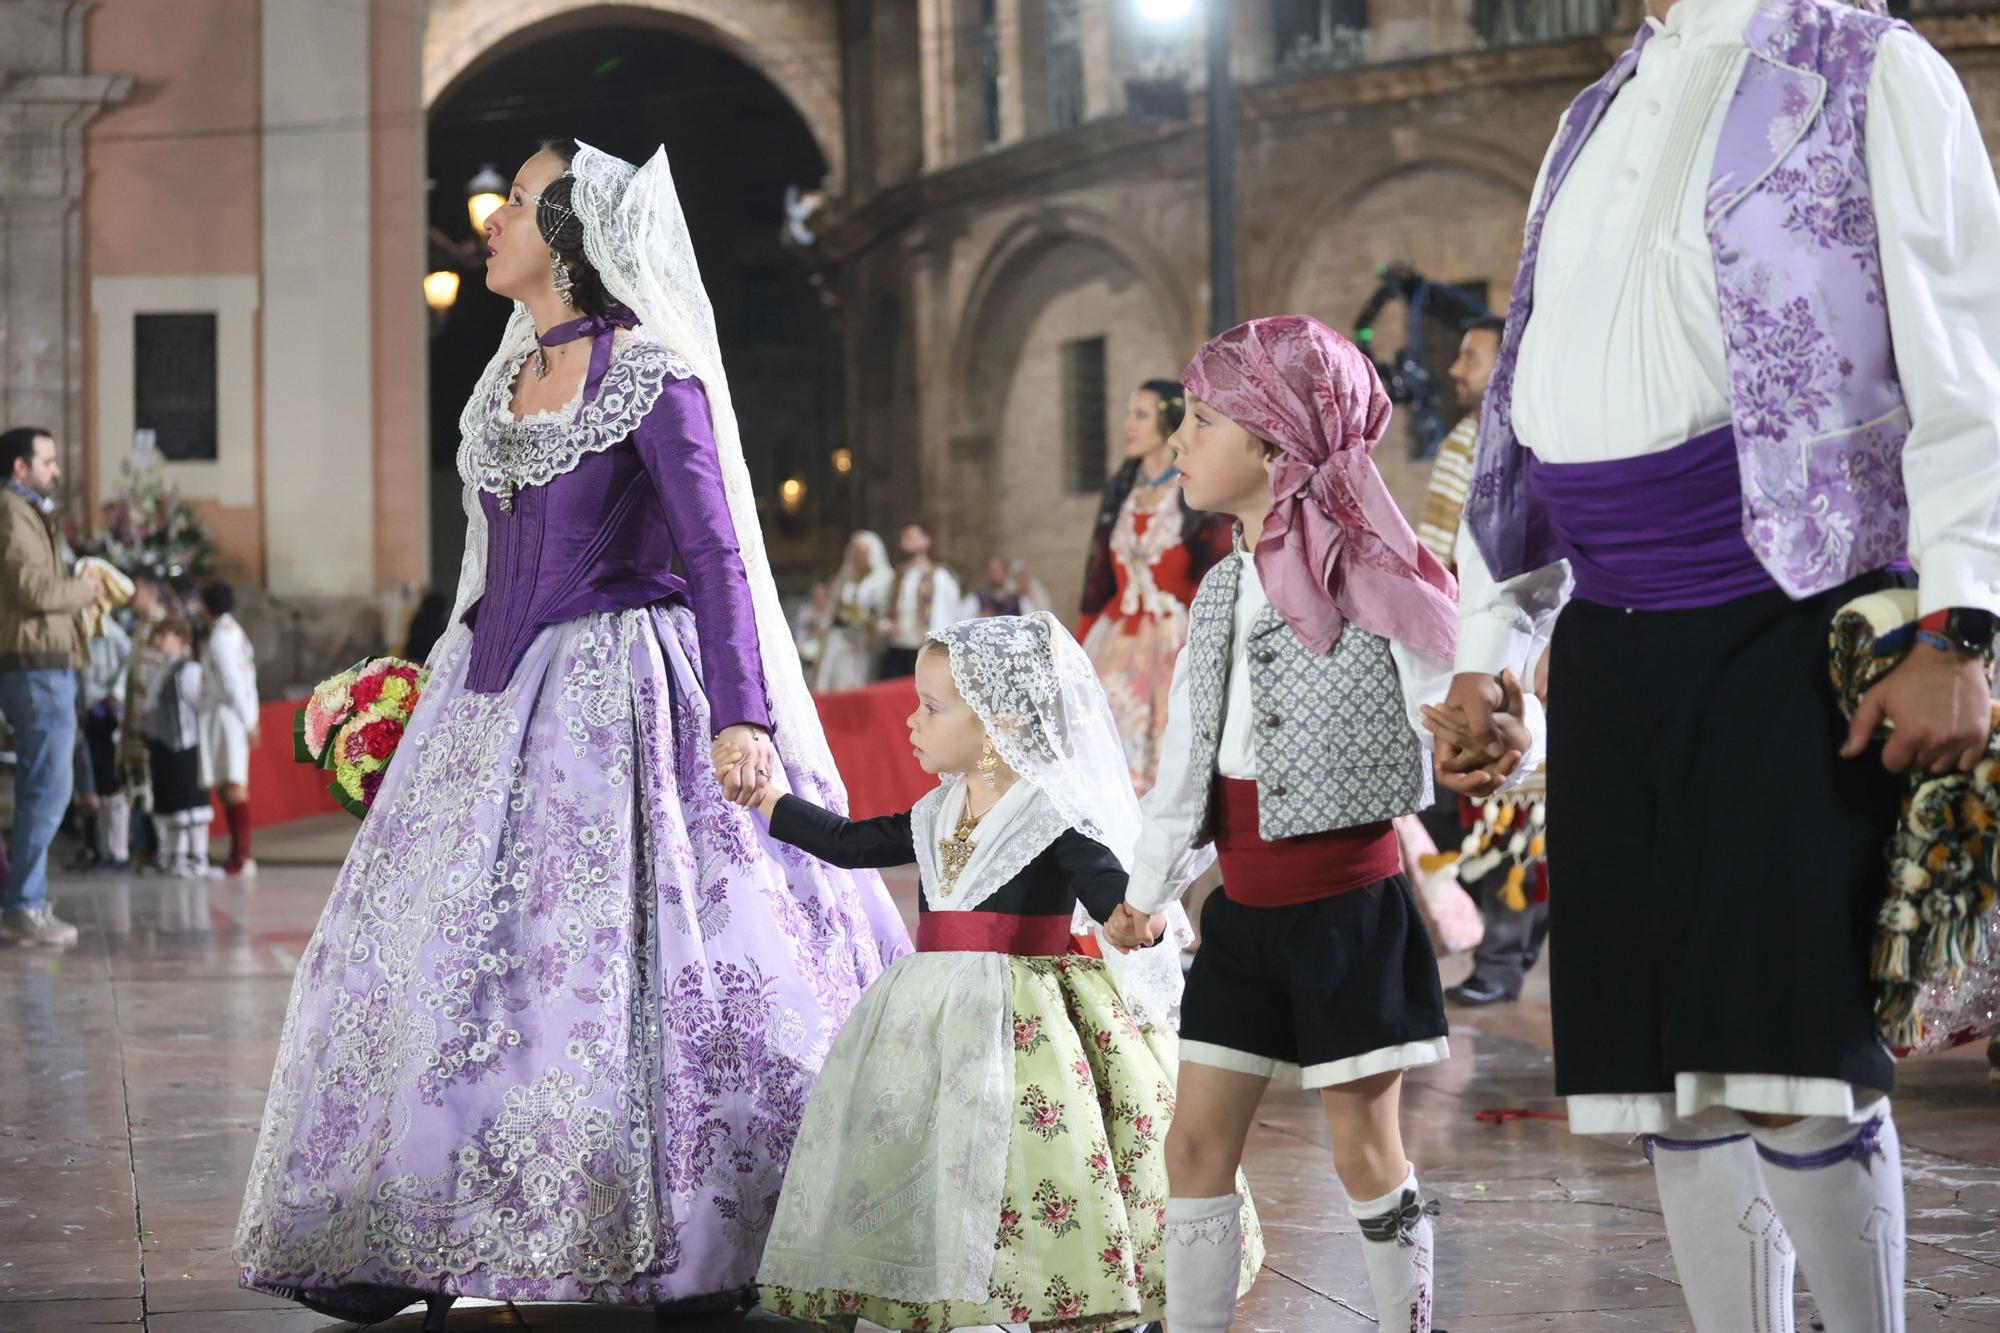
[1181,315,1459,661]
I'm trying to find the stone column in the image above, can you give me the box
[1081,0,1116,118]
[261,0,375,597]
[0,0,130,485]
[999,0,1036,143]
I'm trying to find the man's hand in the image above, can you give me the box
[715,724,780,806]
[1424,671,1528,797]
[80,568,105,603]
[1842,643,1992,774]
[1104,902,1165,952]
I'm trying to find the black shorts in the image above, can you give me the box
[1178,876,1449,1088]
[83,710,121,798]
[147,742,208,819]
[1546,571,1906,1104]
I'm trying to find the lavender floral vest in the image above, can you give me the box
[1466,0,1912,597]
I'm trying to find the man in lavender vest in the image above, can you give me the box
[1432,2,2000,1329]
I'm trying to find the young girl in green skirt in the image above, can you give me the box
[715,613,1260,1330]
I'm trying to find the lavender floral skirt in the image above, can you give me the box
[233,606,910,1315]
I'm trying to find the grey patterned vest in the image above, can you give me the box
[1183,554,1431,844]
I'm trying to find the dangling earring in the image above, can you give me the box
[977,740,999,790]
[550,248,577,309]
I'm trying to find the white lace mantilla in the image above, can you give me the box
[461,326,694,503]
[922,614,1191,1032]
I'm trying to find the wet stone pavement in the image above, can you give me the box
[1,819,1996,1331]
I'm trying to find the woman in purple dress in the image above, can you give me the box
[232,140,911,1328]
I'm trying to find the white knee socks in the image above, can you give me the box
[1163,1194,1243,1332]
[1349,1165,1436,1332]
[160,816,210,876]
[103,794,131,864]
[1647,1125,1796,1332]
[1751,1108,1905,1333]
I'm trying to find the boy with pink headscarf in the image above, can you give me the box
[1106,316,1541,1331]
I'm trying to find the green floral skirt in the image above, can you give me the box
[760,952,1261,1330]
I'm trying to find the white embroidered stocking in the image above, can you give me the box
[1163,1194,1243,1332]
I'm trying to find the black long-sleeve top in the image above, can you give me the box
[769,794,1128,927]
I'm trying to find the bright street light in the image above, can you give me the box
[466,164,508,235]
[423,270,461,314]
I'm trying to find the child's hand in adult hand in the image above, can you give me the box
[1104,902,1161,952]
[710,739,784,816]
[710,738,740,790]
[1426,671,1528,798]
[1492,669,1533,759]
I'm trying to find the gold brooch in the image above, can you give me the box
[935,805,985,898]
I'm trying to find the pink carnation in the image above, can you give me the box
[342,725,372,763]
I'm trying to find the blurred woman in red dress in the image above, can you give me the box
[1078,379,1232,793]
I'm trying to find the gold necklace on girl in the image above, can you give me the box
[937,743,1004,899]
[935,803,985,900]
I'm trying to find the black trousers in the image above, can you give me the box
[1545,572,1906,1100]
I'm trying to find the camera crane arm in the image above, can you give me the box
[1352,263,1493,459]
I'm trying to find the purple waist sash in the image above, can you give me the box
[1525,426,1779,611]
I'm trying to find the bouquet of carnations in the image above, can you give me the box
[294,657,430,817]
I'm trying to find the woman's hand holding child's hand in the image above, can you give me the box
[711,740,785,817]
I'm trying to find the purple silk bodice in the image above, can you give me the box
[461,312,770,733]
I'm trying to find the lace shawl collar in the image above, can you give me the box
[463,326,695,501]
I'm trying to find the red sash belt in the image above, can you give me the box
[1213,778,1399,907]
[917,910,1077,956]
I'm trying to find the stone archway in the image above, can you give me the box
[1250,142,1542,320]
[951,206,1193,441]
[423,0,846,189]
[424,14,841,590]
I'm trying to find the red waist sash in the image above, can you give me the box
[1213,778,1400,907]
[917,910,1078,956]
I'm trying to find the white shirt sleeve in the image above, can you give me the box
[1389,639,1450,760]
[1125,642,1217,913]
[1869,32,2000,618]
[1453,104,1576,675]
[1452,512,1573,677]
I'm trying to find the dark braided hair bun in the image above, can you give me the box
[535,138,615,318]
